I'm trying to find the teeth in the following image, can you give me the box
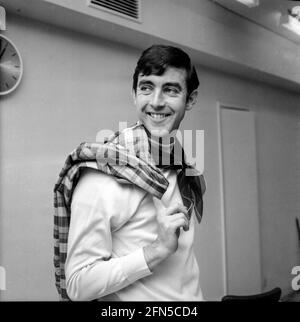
[149,113,169,119]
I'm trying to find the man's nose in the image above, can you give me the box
[150,89,165,109]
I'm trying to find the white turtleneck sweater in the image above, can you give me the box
[65,161,203,301]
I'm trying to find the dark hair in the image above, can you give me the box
[133,45,199,97]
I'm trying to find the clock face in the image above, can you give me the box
[0,34,23,95]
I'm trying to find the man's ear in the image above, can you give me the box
[132,89,137,106]
[186,90,198,111]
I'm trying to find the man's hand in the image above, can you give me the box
[143,202,189,271]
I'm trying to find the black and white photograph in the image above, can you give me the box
[0,0,299,308]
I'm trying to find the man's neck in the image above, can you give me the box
[145,129,185,168]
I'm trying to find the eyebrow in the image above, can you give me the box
[138,80,154,87]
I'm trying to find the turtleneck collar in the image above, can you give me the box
[140,123,185,168]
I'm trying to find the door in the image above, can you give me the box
[219,105,262,295]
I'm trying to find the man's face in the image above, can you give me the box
[133,67,196,137]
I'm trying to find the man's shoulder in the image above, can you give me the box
[73,164,146,203]
[76,166,124,193]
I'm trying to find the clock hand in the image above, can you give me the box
[0,42,8,60]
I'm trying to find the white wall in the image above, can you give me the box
[0,13,299,300]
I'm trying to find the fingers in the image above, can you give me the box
[165,203,188,217]
[173,214,189,232]
[164,203,189,231]
[153,199,190,235]
[159,211,189,232]
[153,201,190,256]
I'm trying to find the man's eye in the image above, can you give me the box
[139,85,152,92]
[165,87,179,95]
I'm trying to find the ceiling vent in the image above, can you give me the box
[88,0,141,22]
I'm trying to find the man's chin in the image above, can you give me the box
[140,120,175,138]
[148,128,170,138]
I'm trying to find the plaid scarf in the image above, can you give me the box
[53,122,205,301]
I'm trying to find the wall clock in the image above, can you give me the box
[0,34,23,96]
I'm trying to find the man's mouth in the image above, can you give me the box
[146,112,172,120]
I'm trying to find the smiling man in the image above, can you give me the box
[54,45,205,301]
[133,45,198,138]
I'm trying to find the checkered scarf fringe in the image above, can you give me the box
[53,123,205,300]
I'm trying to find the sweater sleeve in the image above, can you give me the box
[65,168,152,301]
